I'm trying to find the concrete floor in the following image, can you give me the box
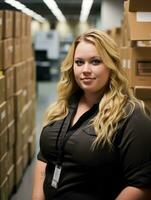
[10,81,57,200]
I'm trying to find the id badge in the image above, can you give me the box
[51,165,62,189]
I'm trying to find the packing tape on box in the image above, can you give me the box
[127,59,131,69]
[0,18,2,25]
[0,71,3,76]
[137,12,151,22]
[1,110,6,121]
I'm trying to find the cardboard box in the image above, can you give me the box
[14,62,23,92]
[21,37,28,61]
[27,57,36,83]
[26,15,32,36]
[0,153,8,185]
[22,144,29,171]
[15,117,23,146]
[28,130,36,161]
[6,97,14,125]
[120,46,151,87]
[14,138,23,161]
[0,75,5,105]
[2,10,13,39]
[14,90,24,117]
[4,67,14,99]
[0,102,7,133]
[111,27,122,47]
[13,11,21,38]
[8,147,15,169]
[22,126,30,146]
[7,120,15,149]
[22,61,28,88]
[120,47,131,78]
[21,13,26,37]
[0,128,7,160]
[27,99,36,131]
[133,86,151,111]
[134,86,151,100]
[128,0,151,12]
[0,38,13,70]
[14,156,23,187]
[125,2,151,40]
[0,11,3,40]
[13,38,21,64]
[7,165,14,197]
[0,177,8,200]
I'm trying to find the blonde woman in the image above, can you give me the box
[32,29,151,200]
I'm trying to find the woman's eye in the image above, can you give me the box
[75,60,84,66]
[91,59,102,65]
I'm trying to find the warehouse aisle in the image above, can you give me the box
[10,81,58,200]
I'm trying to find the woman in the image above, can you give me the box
[32,29,151,200]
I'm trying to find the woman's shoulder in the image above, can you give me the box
[129,102,151,122]
[114,102,151,144]
[122,101,151,137]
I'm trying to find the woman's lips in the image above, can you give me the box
[80,77,95,83]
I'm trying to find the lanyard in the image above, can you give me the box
[51,107,76,189]
[56,107,76,165]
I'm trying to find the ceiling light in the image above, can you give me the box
[4,0,46,23]
[43,0,66,22]
[80,0,94,23]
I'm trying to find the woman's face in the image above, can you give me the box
[73,41,110,96]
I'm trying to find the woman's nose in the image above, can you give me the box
[82,63,91,73]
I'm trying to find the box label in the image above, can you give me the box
[137,61,151,76]
[136,12,151,22]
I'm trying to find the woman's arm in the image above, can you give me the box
[32,160,46,200]
[115,186,151,200]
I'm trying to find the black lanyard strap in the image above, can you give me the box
[56,107,76,165]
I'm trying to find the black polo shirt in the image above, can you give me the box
[37,102,151,200]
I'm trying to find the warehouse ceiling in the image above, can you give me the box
[0,0,101,23]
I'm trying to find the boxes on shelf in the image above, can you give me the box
[28,130,36,161]
[0,101,7,133]
[0,75,5,105]
[6,97,14,125]
[14,156,23,187]
[4,67,14,99]
[7,120,15,149]
[26,16,32,36]
[0,11,3,40]
[111,27,122,47]
[14,62,24,92]
[128,0,151,12]
[22,144,29,171]
[0,128,7,160]
[0,177,8,200]
[7,165,15,198]
[0,152,9,185]
[21,13,27,37]
[14,90,24,118]
[124,1,151,41]
[134,86,151,111]
[13,38,21,64]
[0,38,13,70]
[2,10,13,39]
[120,46,151,87]
[13,11,21,38]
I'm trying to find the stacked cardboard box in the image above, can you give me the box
[120,0,151,110]
[0,10,36,200]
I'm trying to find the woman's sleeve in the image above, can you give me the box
[37,126,47,163]
[37,151,47,163]
[118,106,151,188]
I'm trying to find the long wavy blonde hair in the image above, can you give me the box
[44,29,143,146]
